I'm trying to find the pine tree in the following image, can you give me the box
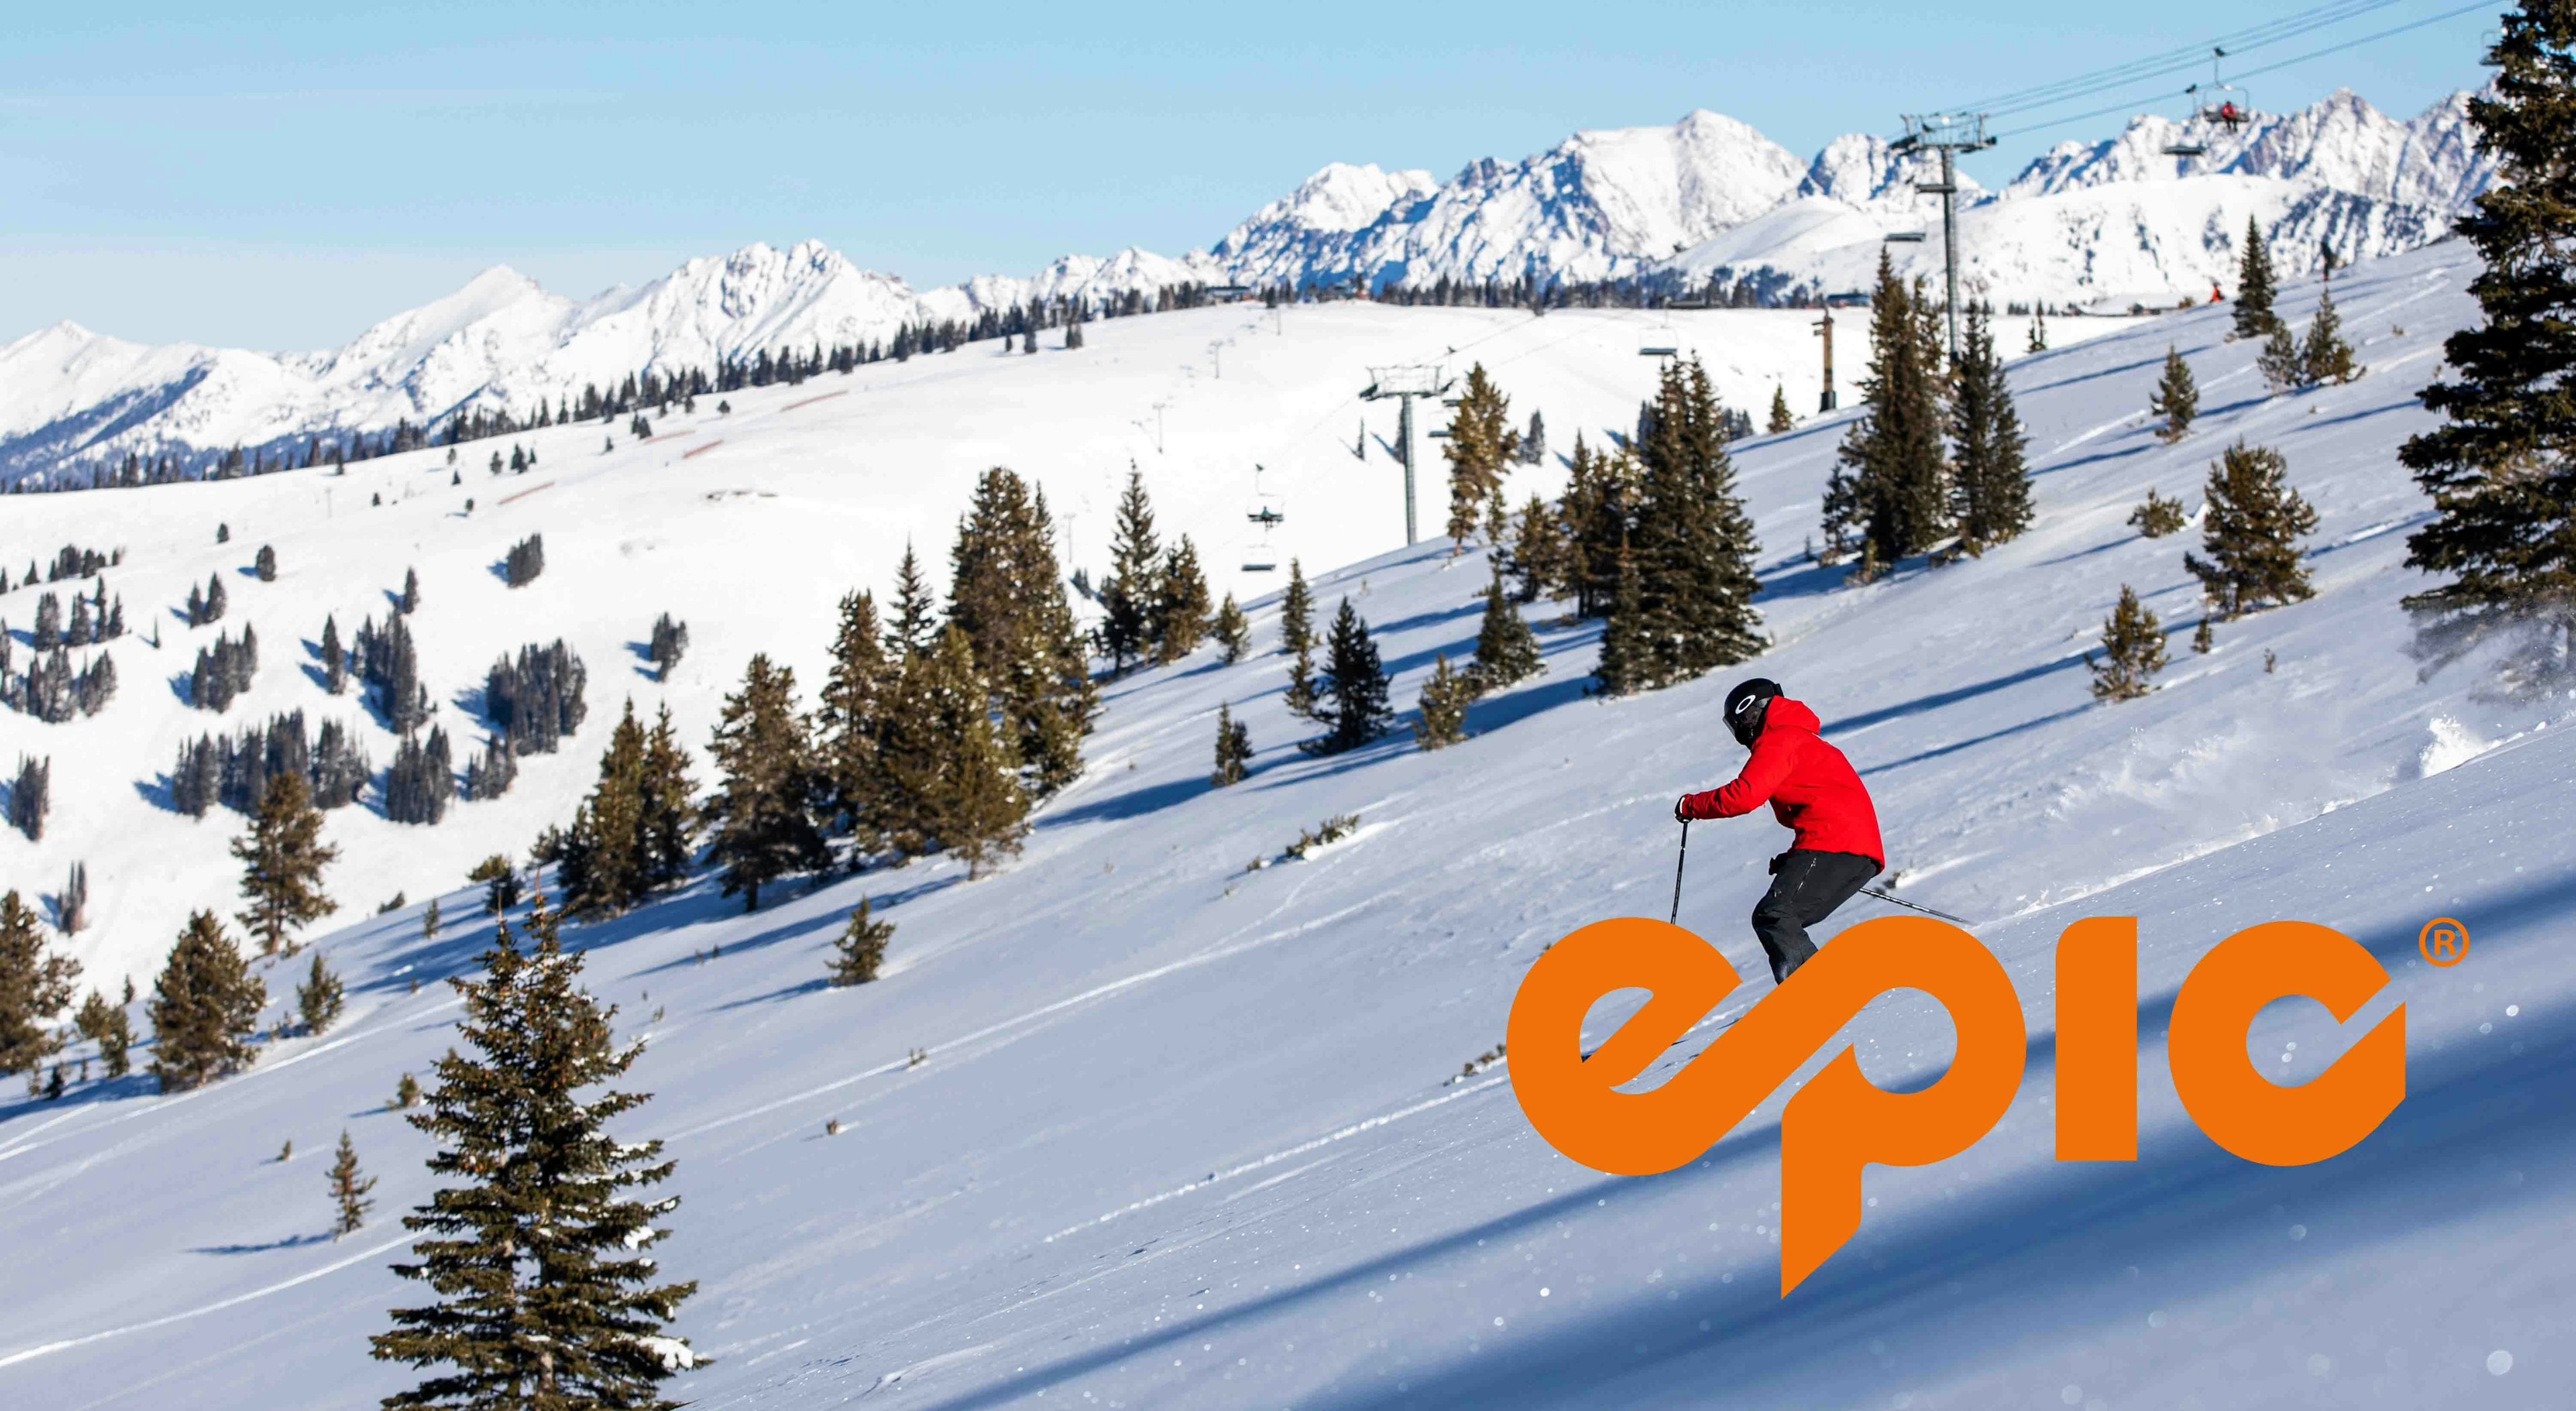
[1442,364,1520,546]
[297,950,346,1035]
[1503,495,1567,604]
[400,567,421,614]
[423,896,441,943]
[2192,616,2216,655]
[2186,441,2319,618]
[2233,217,2279,339]
[321,614,346,695]
[926,626,1028,879]
[637,705,698,894]
[149,911,266,1092]
[75,989,131,1078]
[830,897,893,985]
[2299,280,2362,386]
[0,891,80,1076]
[2027,305,2049,353]
[1603,355,1766,691]
[1304,600,1392,754]
[560,703,650,918]
[329,1130,376,1239]
[647,614,689,681]
[256,545,278,581]
[1767,384,1795,435]
[370,901,696,1408]
[2149,344,2199,443]
[2400,2,2576,685]
[2088,585,2168,701]
[1214,594,1251,664]
[469,855,519,916]
[1412,654,1473,749]
[1280,559,1321,720]
[885,545,939,662]
[1834,251,1951,564]
[1562,436,1639,616]
[1154,535,1212,664]
[703,655,831,911]
[232,771,337,956]
[2256,321,2305,392]
[2129,488,2188,538]
[1521,408,1548,464]
[1947,304,2034,552]
[947,469,1095,795]
[816,589,892,852]
[1101,468,1161,675]
[1209,703,1252,786]
[1466,571,1544,693]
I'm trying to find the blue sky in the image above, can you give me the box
[1,1,2497,349]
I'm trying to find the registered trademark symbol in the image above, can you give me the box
[2419,917,2469,967]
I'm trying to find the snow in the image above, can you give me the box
[5,239,2573,1410]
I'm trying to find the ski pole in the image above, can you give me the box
[1668,820,1690,925]
[1858,885,1969,925]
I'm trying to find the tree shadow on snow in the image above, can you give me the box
[1819,652,2092,737]
[192,1233,334,1256]
[1038,775,1208,830]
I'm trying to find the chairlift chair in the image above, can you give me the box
[1242,464,1286,572]
[1883,231,1928,244]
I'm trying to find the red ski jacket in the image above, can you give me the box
[1677,697,1884,866]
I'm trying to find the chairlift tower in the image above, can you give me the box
[1890,111,1994,368]
[1360,364,1452,546]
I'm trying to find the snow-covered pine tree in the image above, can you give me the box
[1948,303,2033,553]
[2186,441,2319,618]
[1304,599,1393,754]
[370,899,695,1407]
[2149,344,2198,443]
[0,891,80,1077]
[1767,384,1795,435]
[1100,468,1161,675]
[1466,570,1544,693]
[1280,559,1320,720]
[1836,252,1952,565]
[703,655,831,911]
[1608,355,1764,690]
[816,589,892,853]
[1154,534,1213,665]
[297,950,345,1035]
[231,771,337,956]
[2129,488,2188,538]
[1210,703,1252,786]
[830,897,893,984]
[2256,321,2305,392]
[2088,585,2167,701]
[74,989,130,1077]
[328,1130,375,1239]
[1412,654,1472,749]
[1521,408,1548,465]
[1214,593,1251,664]
[148,911,265,1092]
[2233,216,2279,338]
[1441,363,1519,547]
[2400,1,2576,689]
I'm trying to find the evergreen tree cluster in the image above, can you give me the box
[2400,0,2576,693]
[9,754,50,841]
[0,889,81,1078]
[462,730,519,802]
[1596,355,1765,694]
[58,860,89,934]
[185,571,229,626]
[385,728,456,826]
[189,624,260,712]
[25,577,125,650]
[486,639,589,756]
[3,638,117,721]
[649,613,690,681]
[1825,256,1954,570]
[502,533,547,587]
[74,987,131,1078]
[559,701,698,919]
[1097,468,1216,673]
[170,710,372,818]
[1946,304,2035,553]
[944,467,1098,789]
[704,656,836,907]
[37,543,119,582]
[351,612,431,734]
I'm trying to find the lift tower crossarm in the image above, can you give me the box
[1894,111,1994,369]
[1361,364,1453,547]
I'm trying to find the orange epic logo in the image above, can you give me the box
[1506,915,2406,1296]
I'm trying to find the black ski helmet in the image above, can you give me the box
[1724,677,1782,747]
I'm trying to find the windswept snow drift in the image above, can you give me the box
[3,242,2571,1410]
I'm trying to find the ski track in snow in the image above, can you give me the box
[0,1230,416,1369]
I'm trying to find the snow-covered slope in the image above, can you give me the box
[1,89,2487,494]
[5,240,2569,1409]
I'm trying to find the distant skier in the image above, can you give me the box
[1671,679,1884,984]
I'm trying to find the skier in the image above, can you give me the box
[1671,679,1884,984]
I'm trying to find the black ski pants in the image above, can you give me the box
[1752,849,1880,983]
